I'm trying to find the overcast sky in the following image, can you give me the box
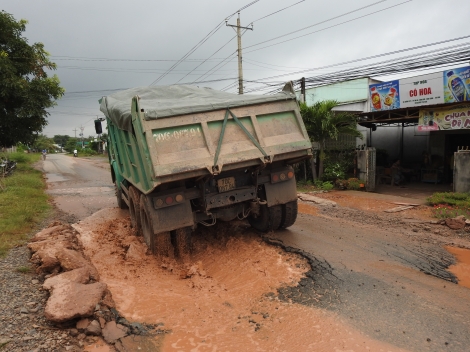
[3,0,470,139]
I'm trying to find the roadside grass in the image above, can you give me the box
[0,152,51,258]
[427,192,470,219]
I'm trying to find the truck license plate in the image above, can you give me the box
[217,177,235,193]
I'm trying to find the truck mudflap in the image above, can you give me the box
[264,176,297,207]
[146,196,194,233]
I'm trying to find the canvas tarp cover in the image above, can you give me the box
[100,84,296,132]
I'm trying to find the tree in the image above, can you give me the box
[53,135,70,148]
[32,134,54,151]
[64,138,78,153]
[0,11,64,147]
[300,100,363,180]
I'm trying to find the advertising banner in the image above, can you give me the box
[418,103,470,131]
[369,65,470,111]
[400,72,444,108]
[443,66,470,103]
[369,80,400,112]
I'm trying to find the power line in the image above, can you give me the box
[248,0,306,24]
[51,57,227,62]
[246,35,470,85]
[149,0,261,86]
[148,21,227,86]
[58,65,238,75]
[246,42,470,95]
[186,0,305,89]
[176,35,237,83]
[189,52,238,84]
[244,0,412,54]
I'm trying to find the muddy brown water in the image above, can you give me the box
[445,246,470,289]
[75,208,407,351]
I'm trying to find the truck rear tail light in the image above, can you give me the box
[272,174,279,182]
[175,194,184,203]
[287,171,294,179]
[155,199,164,207]
[165,196,173,205]
[280,173,286,181]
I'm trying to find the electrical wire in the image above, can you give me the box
[176,35,237,83]
[245,42,470,95]
[244,0,389,51]
[245,35,470,86]
[149,0,261,86]
[248,0,306,24]
[189,52,238,84]
[51,57,226,62]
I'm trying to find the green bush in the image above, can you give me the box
[427,192,470,219]
[321,181,334,190]
[322,161,346,181]
[346,178,361,190]
[7,152,29,163]
[74,148,97,156]
[322,148,356,182]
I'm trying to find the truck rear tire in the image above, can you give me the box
[155,232,172,258]
[140,195,154,253]
[248,204,282,232]
[115,182,128,209]
[280,200,298,229]
[128,186,142,235]
[171,227,191,260]
[140,195,172,257]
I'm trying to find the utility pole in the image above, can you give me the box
[73,128,77,138]
[226,13,253,95]
[79,126,84,148]
[300,77,306,103]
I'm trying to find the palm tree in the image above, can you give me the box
[300,100,363,180]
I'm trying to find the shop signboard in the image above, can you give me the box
[418,103,470,131]
[400,72,444,108]
[369,65,470,111]
[369,80,400,112]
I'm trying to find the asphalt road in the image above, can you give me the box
[268,211,470,352]
[42,153,116,221]
[44,154,470,352]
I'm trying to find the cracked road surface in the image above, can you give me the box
[42,153,115,221]
[266,210,470,351]
[44,154,470,351]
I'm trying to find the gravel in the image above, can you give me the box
[0,246,103,351]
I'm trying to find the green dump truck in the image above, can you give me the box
[98,83,311,257]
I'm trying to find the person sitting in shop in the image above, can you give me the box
[391,159,410,186]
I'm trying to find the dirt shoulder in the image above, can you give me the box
[302,190,470,249]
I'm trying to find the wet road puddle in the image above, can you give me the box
[74,208,408,351]
[445,246,470,289]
